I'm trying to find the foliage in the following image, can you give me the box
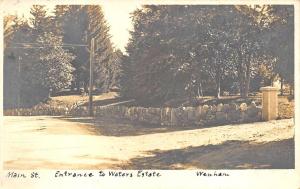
[3,15,17,48]
[121,5,294,104]
[264,6,294,85]
[3,6,76,107]
[3,5,294,108]
[54,5,121,92]
[30,5,52,36]
[34,32,75,91]
[3,16,36,108]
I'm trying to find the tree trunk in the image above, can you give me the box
[244,66,251,98]
[215,66,221,99]
[71,81,75,91]
[239,70,248,98]
[84,82,88,93]
[280,77,284,96]
[216,82,221,99]
[241,55,251,98]
[75,75,80,92]
[48,88,52,98]
[220,81,224,96]
[240,85,246,98]
[236,50,247,98]
[198,81,203,97]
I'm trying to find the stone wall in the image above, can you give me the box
[4,105,76,116]
[92,102,261,126]
[4,102,262,126]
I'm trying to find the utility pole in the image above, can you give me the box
[89,38,95,116]
[17,56,21,114]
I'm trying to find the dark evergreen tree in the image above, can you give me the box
[30,5,51,37]
[85,5,115,92]
[58,5,88,91]
[57,5,118,93]
[53,5,70,36]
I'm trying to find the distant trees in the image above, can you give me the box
[54,5,120,92]
[29,5,75,96]
[30,5,51,35]
[3,15,34,108]
[4,5,122,108]
[3,15,17,48]
[264,6,294,93]
[85,5,119,92]
[121,5,294,104]
[56,5,88,91]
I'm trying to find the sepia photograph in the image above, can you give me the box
[1,0,296,176]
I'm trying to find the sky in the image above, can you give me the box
[101,1,141,51]
[2,0,141,52]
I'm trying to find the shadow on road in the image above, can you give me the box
[58,116,211,137]
[120,139,295,169]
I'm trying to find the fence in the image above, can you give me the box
[4,102,262,126]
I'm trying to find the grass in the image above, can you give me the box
[48,92,119,107]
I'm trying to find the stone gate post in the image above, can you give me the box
[260,86,279,121]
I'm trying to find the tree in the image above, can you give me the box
[53,5,70,36]
[29,5,75,95]
[55,5,118,93]
[30,5,51,36]
[122,5,293,104]
[34,32,75,94]
[229,5,294,97]
[200,6,238,98]
[3,16,33,108]
[57,5,88,91]
[264,6,294,92]
[122,5,205,102]
[108,49,123,89]
[4,5,76,108]
[122,5,180,103]
[122,5,240,102]
[240,5,294,95]
[84,5,116,92]
[3,15,17,48]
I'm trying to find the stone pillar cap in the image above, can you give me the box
[260,86,279,91]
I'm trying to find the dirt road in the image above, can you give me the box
[2,116,294,169]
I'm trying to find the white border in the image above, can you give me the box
[0,0,299,189]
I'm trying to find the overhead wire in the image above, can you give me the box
[6,42,88,49]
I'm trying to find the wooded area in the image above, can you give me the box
[3,5,294,108]
[121,5,294,104]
